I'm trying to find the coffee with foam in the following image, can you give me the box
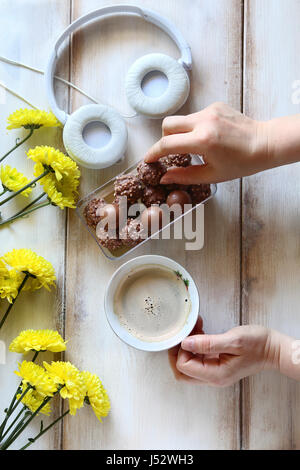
[113,264,191,342]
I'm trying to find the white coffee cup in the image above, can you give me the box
[104,255,199,352]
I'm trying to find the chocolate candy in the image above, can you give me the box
[160,153,191,169]
[114,174,143,204]
[95,202,120,230]
[119,218,146,247]
[137,161,166,186]
[141,206,164,234]
[84,198,106,229]
[166,190,192,210]
[188,184,211,205]
[95,225,123,251]
[141,185,166,207]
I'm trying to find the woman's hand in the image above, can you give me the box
[145,102,300,184]
[169,318,285,387]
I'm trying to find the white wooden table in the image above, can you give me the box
[0,0,299,450]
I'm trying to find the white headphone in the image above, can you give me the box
[45,5,192,170]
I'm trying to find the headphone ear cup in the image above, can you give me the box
[125,53,190,118]
[63,104,128,170]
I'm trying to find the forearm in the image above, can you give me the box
[266,114,300,168]
[267,329,300,380]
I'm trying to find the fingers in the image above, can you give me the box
[168,346,204,384]
[181,332,238,355]
[168,316,204,384]
[144,133,201,162]
[176,349,233,386]
[160,165,215,185]
[162,115,193,136]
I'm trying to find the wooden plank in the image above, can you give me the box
[64,0,243,449]
[0,0,70,450]
[243,0,300,449]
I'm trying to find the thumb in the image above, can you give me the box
[160,164,215,185]
[181,332,237,355]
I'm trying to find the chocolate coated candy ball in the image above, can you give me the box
[96,203,119,229]
[166,190,192,210]
[137,161,166,186]
[84,198,106,229]
[96,225,123,251]
[119,218,145,247]
[141,185,166,207]
[160,153,191,169]
[189,184,211,205]
[114,174,143,204]
[141,206,164,234]
[164,183,189,192]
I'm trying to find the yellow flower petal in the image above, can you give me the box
[17,381,52,416]
[9,329,67,354]
[28,146,80,181]
[27,146,80,209]
[0,260,8,277]
[41,174,79,209]
[15,361,57,397]
[81,371,110,422]
[0,165,32,197]
[0,269,22,303]
[7,109,61,130]
[2,249,56,291]
[43,361,86,416]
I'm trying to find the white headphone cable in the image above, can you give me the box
[0,54,137,118]
[0,81,38,109]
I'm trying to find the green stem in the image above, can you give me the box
[0,169,50,207]
[0,386,63,450]
[31,351,39,362]
[3,415,28,446]
[0,272,29,329]
[0,387,21,440]
[0,189,8,197]
[0,352,38,440]
[0,385,31,441]
[9,385,32,416]
[0,200,51,226]
[0,128,34,163]
[19,409,70,451]
[0,407,27,442]
[11,192,46,218]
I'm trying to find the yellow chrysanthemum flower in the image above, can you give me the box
[2,248,56,291]
[81,371,110,422]
[0,269,22,303]
[7,109,61,130]
[43,361,85,416]
[9,329,67,354]
[17,381,52,416]
[41,175,79,209]
[15,361,57,397]
[0,165,32,197]
[28,146,80,182]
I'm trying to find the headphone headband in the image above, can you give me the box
[45,4,192,124]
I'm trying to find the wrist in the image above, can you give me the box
[263,115,300,167]
[252,120,275,170]
[263,329,282,371]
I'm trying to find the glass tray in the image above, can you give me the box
[76,159,217,260]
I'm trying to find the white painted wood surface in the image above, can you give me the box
[0,0,70,449]
[243,0,300,450]
[0,0,298,450]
